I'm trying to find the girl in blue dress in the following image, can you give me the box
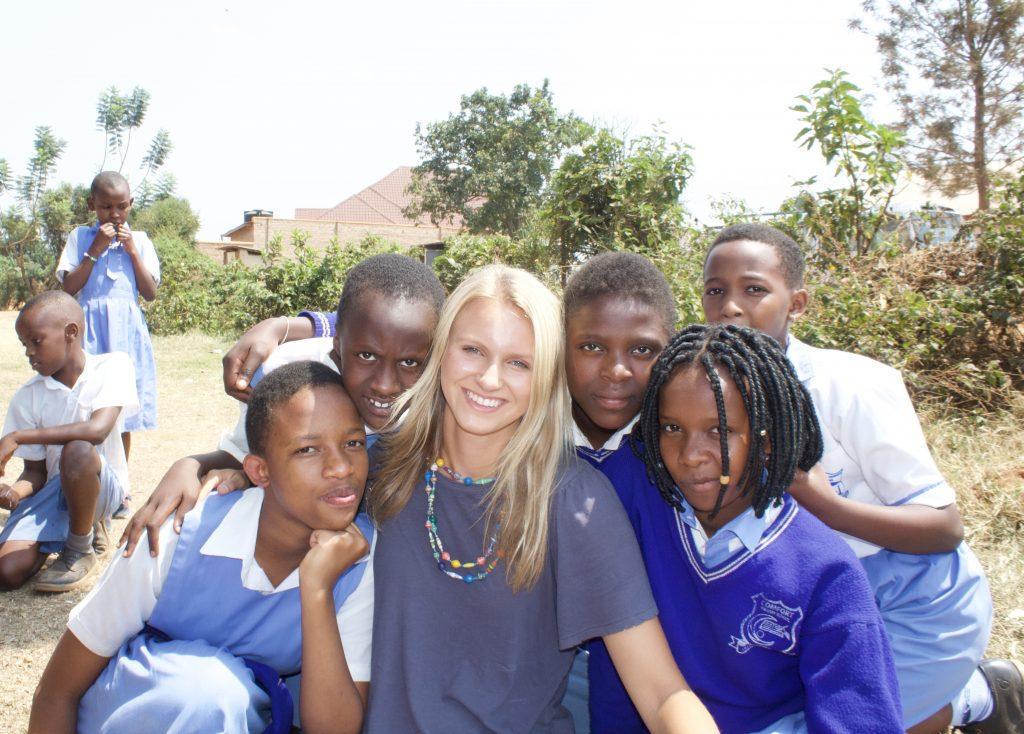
[57,171,160,460]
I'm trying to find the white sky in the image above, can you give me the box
[1,0,898,240]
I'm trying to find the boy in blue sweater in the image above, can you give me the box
[587,324,904,733]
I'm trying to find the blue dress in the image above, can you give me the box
[58,224,158,432]
[77,491,373,734]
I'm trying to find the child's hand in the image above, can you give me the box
[201,467,249,495]
[0,433,18,475]
[787,464,835,506]
[116,224,136,255]
[300,525,369,592]
[0,483,19,511]
[92,223,117,255]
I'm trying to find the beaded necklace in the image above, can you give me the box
[424,458,503,584]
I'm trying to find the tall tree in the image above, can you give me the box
[405,81,588,236]
[856,0,1024,209]
[95,85,174,201]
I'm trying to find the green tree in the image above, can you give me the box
[95,85,174,201]
[788,70,906,257]
[855,0,1024,210]
[543,128,693,280]
[131,196,200,242]
[405,81,588,237]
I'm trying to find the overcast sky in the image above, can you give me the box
[2,0,894,240]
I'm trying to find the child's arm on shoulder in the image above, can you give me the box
[221,316,317,402]
[789,465,964,554]
[118,225,158,301]
[28,630,111,734]
[298,526,371,734]
[119,449,242,557]
[603,618,719,734]
[0,407,121,475]
[0,458,47,511]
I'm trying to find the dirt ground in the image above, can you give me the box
[0,311,237,732]
[0,309,1021,733]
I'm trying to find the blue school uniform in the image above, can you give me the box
[77,491,373,734]
[57,224,159,431]
[787,337,992,727]
[584,443,903,734]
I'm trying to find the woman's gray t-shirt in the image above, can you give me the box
[364,456,658,733]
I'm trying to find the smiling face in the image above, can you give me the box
[88,183,133,227]
[250,383,368,533]
[15,307,76,380]
[658,363,754,534]
[440,297,534,447]
[335,292,437,430]
[566,296,669,448]
[702,239,808,346]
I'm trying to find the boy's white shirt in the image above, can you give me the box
[55,226,162,284]
[67,486,375,681]
[786,336,955,558]
[571,414,639,453]
[2,352,137,494]
[219,338,377,463]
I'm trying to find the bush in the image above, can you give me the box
[131,197,200,242]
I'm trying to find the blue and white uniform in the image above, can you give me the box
[584,443,904,734]
[219,338,379,461]
[57,224,160,432]
[0,352,137,553]
[787,337,992,727]
[70,488,374,733]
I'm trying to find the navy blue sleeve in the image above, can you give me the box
[553,460,658,650]
[297,310,336,337]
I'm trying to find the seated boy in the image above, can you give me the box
[29,361,373,734]
[0,291,137,592]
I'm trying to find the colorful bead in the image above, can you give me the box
[424,458,502,586]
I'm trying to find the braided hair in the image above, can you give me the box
[637,323,823,518]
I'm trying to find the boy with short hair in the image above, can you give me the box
[30,361,373,733]
[0,290,137,591]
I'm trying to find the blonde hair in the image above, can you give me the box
[370,264,573,591]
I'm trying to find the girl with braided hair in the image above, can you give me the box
[587,323,904,734]
[702,224,1005,733]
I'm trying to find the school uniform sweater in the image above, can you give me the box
[584,444,903,734]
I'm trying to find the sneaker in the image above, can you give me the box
[92,520,111,556]
[957,659,1024,734]
[112,501,131,520]
[33,548,99,593]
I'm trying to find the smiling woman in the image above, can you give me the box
[365,264,718,734]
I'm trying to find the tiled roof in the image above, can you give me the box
[300,166,464,228]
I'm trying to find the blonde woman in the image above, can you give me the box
[365,264,716,733]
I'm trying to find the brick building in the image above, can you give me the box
[199,166,463,263]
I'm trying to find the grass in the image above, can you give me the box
[0,310,1022,731]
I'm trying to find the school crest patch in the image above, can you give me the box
[729,593,804,655]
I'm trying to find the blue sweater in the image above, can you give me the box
[584,442,903,734]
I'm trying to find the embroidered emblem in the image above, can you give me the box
[729,593,804,655]
[826,468,847,497]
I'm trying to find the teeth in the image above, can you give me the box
[369,398,392,409]
[466,390,502,408]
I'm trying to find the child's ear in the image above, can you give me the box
[787,288,809,323]
[87,195,96,212]
[242,454,271,488]
[64,322,79,342]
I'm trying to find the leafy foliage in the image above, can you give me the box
[789,70,905,257]
[855,0,1024,209]
[544,128,693,280]
[405,81,588,236]
[131,196,200,242]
